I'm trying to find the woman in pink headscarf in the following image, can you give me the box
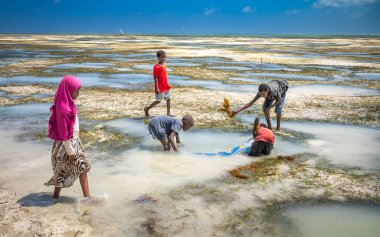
[45,75,91,198]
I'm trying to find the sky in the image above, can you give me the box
[0,0,379,35]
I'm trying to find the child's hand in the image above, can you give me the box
[230,111,238,117]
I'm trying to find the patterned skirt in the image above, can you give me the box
[44,138,91,188]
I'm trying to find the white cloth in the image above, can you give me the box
[62,115,79,156]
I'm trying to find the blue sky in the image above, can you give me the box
[0,0,379,34]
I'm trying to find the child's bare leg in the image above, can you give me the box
[175,133,180,143]
[79,172,91,197]
[264,110,272,130]
[144,101,161,117]
[53,187,61,198]
[166,99,172,116]
[276,114,281,132]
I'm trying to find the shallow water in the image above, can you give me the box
[354,72,380,81]
[49,62,114,69]
[167,62,201,67]
[289,84,380,96]
[229,77,271,83]
[281,204,380,237]
[282,122,380,169]
[244,72,328,81]
[242,115,380,170]
[131,64,173,72]
[0,104,268,237]
[209,65,252,71]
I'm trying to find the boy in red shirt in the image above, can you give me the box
[144,50,173,117]
[248,117,275,156]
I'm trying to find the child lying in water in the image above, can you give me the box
[247,117,275,156]
[148,115,194,151]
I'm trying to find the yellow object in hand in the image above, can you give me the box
[217,97,234,118]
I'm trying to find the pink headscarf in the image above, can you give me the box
[48,75,81,141]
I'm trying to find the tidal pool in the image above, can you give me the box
[131,64,173,71]
[354,72,380,81]
[209,65,252,71]
[280,204,380,237]
[282,122,380,170]
[289,84,380,96]
[244,72,328,81]
[49,62,114,69]
[238,116,380,170]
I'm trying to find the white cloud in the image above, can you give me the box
[243,6,253,13]
[204,8,217,16]
[53,0,61,4]
[286,9,300,14]
[313,0,378,8]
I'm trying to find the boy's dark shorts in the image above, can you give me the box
[262,93,286,115]
[248,141,273,156]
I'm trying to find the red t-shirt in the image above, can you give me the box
[255,127,275,144]
[153,64,171,93]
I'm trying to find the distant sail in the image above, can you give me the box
[120,28,124,35]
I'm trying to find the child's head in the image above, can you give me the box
[156,50,166,64]
[182,115,194,131]
[260,123,268,128]
[59,75,81,100]
[258,84,270,98]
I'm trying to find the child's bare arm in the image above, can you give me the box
[176,133,180,143]
[154,76,160,93]
[168,132,178,151]
[232,94,261,115]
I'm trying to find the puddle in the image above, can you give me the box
[289,84,380,96]
[132,64,173,72]
[354,73,380,81]
[125,53,154,59]
[229,77,271,83]
[31,93,54,98]
[233,62,302,72]
[238,117,380,170]
[49,62,114,69]
[116,67,133,72]
[282,121,380,169]
[281,204,380,237]
[1,103,51,116]
[167,62,201,67]
[244,73,328,81]
[105,117,308,156]
[91,53,127,61]
[209,66,252,71]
